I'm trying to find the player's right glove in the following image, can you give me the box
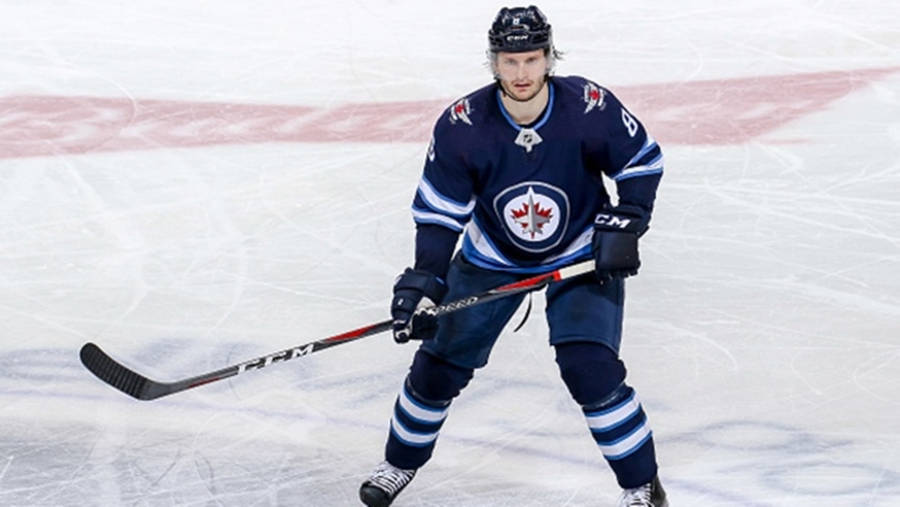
[390,268,448,343]
[591,204,650,280]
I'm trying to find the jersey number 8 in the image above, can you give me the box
[621,108,638,138]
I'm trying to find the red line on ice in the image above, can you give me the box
[0,67,895,159]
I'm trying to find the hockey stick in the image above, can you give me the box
[79,259,595,400]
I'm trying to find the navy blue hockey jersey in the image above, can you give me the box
[412,75,663,274]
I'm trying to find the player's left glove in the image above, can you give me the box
[591,204,650,280]
[390,268,448,343]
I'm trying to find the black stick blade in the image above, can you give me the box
[80,342,154,400]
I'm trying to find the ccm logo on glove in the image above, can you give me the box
[591,204,650,280]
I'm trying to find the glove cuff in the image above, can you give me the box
[394,268,448,302]
[593,204,649,235]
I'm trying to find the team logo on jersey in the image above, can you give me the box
[583,82,605,114]
[494,181,570,253]
[449,98,473,125]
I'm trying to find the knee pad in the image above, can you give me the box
[407,349,474,403]
[555,341,627,408]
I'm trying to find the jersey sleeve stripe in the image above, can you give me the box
[612,153,664,182]
[417,176,476,218]
[411,207,466,232]
[622,134,660,171]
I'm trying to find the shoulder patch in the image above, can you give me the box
[449,98,473,126]
[583,81,606,114]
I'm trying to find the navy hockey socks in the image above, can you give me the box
[384,350,473,470]
[583,384,657,488]
[555,341,658,488]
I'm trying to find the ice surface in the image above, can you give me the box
[1,1,898,506]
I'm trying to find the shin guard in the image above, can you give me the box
[384,350,473,469]
[555,341,658,489]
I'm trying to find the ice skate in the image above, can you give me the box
[617,476,668,507]
[359,461,417,507]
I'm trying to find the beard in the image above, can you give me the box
[499,76,548,103]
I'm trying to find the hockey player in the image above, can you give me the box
[360,5,668,507]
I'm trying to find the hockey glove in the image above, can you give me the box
[592,204,650,280]
[391,268,448,343]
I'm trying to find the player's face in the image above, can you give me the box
[495,49,548,102]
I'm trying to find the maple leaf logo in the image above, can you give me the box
[510,189,553,239]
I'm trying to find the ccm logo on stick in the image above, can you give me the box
[238,344,315,373]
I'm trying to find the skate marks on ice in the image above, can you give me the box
[0,67,897,159]
[3,410,896,505]
[0,340,404,505]
[395,399,900,505]
[3,342,899,505]
[1,338,404,409]
[0,418,365,506]
[664,420,900,506]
